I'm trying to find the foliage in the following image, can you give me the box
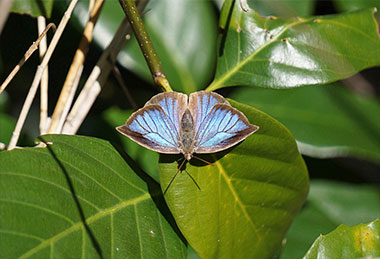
[1,0,380,258]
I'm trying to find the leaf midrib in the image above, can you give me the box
[207,14,314,91]
[20,193,151,259]
[213,159,261,241]
[207,8,380,91]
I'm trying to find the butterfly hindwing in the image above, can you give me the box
[193,103,259,153]
[116,104,180,154]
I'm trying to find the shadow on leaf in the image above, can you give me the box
[38,136,104,259]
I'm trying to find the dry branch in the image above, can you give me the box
[7,0,79,150]
[48,0,105,134]
[0,23,55,95]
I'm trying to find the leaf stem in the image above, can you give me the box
[118,0,172,92]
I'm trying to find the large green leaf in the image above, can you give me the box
[230,83,380,163]
[159,100,309,258]
[72,0,217,94]
[207,0,380,91]
[281,180,380,259]
[247,0,314,17]
[11,0,54,18]
[0,135,186,258]
[304,219,380,258]
[334,0,380,13]
[122,0,217,93]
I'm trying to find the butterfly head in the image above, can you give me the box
[184,152,193,161]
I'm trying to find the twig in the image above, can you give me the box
[118,0,172,92]
[48,0,105,134]
[0,0,14,34]
[0,23,55,95]
[62,0,149,134]
[61,19,129,134]
[112,65,137,110]
[56,65,83,133]
[37,16,50,134]
[7,0,79,150]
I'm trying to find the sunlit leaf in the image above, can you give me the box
[0,135,186,258]
[207,0,380,90]
[304,219,380,258]
[159,100,309,258]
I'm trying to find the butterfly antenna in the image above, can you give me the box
[163,171,178,194]
[192,155,214,167]
[184,169,201,190]
[163,158,187,195]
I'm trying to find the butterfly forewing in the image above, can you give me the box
[116,104,181,154]
[145,91,187,138]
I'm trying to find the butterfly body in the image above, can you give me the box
[180,109,195,160]
[117,91,259,161]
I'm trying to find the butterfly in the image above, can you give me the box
[116,91,259,165]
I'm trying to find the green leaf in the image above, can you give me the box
[0,135,186,258]
[102,107,160,182]
[334,0,380,13]
[123,0,217,93]
[72,0,217,94]
[11,0,54,18]
[159,100,309,258]
[247,0,314,17]
[281,180,380,259]
[0,114,15,144]
[304,219,380,258]
[207,0,380,91]
[230,83,380,163]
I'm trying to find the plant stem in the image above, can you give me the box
[118,0,172,92]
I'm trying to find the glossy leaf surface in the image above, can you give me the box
[159,100,309,258]
[207,0,380,90]
[304,219,380,258]
[123,0,217,93]
[282,180,380,259]
[247,0,314,17]
[231,83,380,163]
[11,0,54,18]
[334,0,380,13]
[0,135,185,258]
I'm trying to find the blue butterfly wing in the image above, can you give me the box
[117,92,187,153]
[189,91,229,135]
[191,102,259,153]
[146,92,188,137]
